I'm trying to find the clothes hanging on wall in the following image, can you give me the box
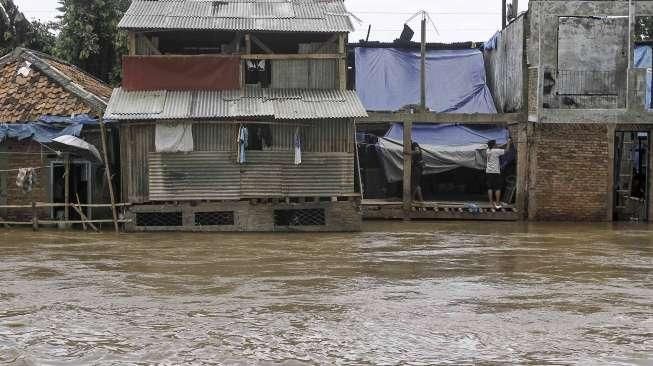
[155,122,194,153]
[238,125,248,164]
[16,168,36,193]
[294,127,302,165]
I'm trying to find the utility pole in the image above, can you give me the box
[502,0,507,29]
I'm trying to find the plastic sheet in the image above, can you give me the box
[377,124,510,183]
[354,48,497,113]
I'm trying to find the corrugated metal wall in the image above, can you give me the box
[484,16,524,113]
[121,124,155,203]
[123,120,355,202]
[148,151,354,201]
[271,60,337,89]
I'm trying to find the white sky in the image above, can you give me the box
[13,0,530,43]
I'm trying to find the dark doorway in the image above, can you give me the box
[51,161,92,220]
[614,131,649,221]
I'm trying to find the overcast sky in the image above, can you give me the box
[13,0,530,43]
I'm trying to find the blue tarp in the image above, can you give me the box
[635,45,653,110]
[354,48,497,113]
[385,123,508,147]
[0,114,97,144]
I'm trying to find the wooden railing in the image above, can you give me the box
[0,203,132,232]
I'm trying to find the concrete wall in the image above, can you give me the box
[485,15,525,113]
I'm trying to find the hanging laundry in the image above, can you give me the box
[155,122,194,153]
[238,125,248,164]
[16,168,36,194]
[294,127,302,165]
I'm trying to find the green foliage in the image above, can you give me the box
[55,0,130,84]
[0,0,56,55]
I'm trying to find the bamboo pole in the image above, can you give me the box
[98,115,120,234]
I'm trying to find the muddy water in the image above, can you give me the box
[0,222,652,365]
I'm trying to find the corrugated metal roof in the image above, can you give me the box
[119,0,354,33]
[105,88,368,120]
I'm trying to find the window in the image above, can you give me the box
[246,124,272,151]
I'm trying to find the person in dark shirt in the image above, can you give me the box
[411,142,425,202]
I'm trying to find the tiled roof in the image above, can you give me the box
[105,87,368,120]
[0,48,111,123]
[119,0,354,33]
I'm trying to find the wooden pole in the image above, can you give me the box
[338,33,347,91]
[31,201,38,231]
[420,15,427,112]
[502,0,507,29]
[99,115,120,234]
[64,153,70,227]
[403,120,413,220]
[365,25,372,42]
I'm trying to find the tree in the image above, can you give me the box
[55,0,130,84]
[0,0,56,55]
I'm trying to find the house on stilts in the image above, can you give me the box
[106,0,367,232]
[0,48,119,229]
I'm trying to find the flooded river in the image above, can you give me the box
[0,222,652,365]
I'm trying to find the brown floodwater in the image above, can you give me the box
[0,222,652,365]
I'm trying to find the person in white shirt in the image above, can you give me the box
[486,138,512,209]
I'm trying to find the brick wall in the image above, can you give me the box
[3,140,51,221]
[529,123,610,221]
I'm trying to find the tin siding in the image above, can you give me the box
[148,151,354,201]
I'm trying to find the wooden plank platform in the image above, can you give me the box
[362,200,519,221]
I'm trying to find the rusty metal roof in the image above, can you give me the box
[105,88,368,120]
[119,0,354,33]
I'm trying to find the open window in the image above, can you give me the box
[614,131,649,221]
[246,124,273,151]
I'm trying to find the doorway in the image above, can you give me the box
[614,131,649,221]
[50,160,92,220]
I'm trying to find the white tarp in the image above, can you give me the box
[155,122,194,153]
[52,135,103,162]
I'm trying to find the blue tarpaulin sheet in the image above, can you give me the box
[354,48,497,113]
[377,124,512,183]
[635,45,653,110]
[0,114,97,144]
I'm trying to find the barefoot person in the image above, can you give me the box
[486,138,511,209]
[411,142,425,202]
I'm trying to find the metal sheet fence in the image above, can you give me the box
[148,151,354,201]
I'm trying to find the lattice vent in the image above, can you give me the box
[274,209,326,226]
[135,212,182,227]
[194,211,235,226]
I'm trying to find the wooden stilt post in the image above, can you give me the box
[99,115,120,234]
[502,0,507,29]
[420,15,427,112]
[403,120,413,220]
[64,153,70,228]
[31,201,38,231]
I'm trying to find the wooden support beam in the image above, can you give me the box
[403,121,413,220]
[241,53,340,60]
[139,35,161,55]
[99,115,120,234]
[64,153,70,227]
[360,112,525,124]
[250,35,274,54]
[128,32,136,56]
[31,201,38,231]
[420,17,427,112]
[245,34,252,54]
[338,33,347,90]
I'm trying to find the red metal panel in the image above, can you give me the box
[122,56,240,91]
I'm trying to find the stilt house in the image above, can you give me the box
[0,48,115,225]
[106,0,367,232]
